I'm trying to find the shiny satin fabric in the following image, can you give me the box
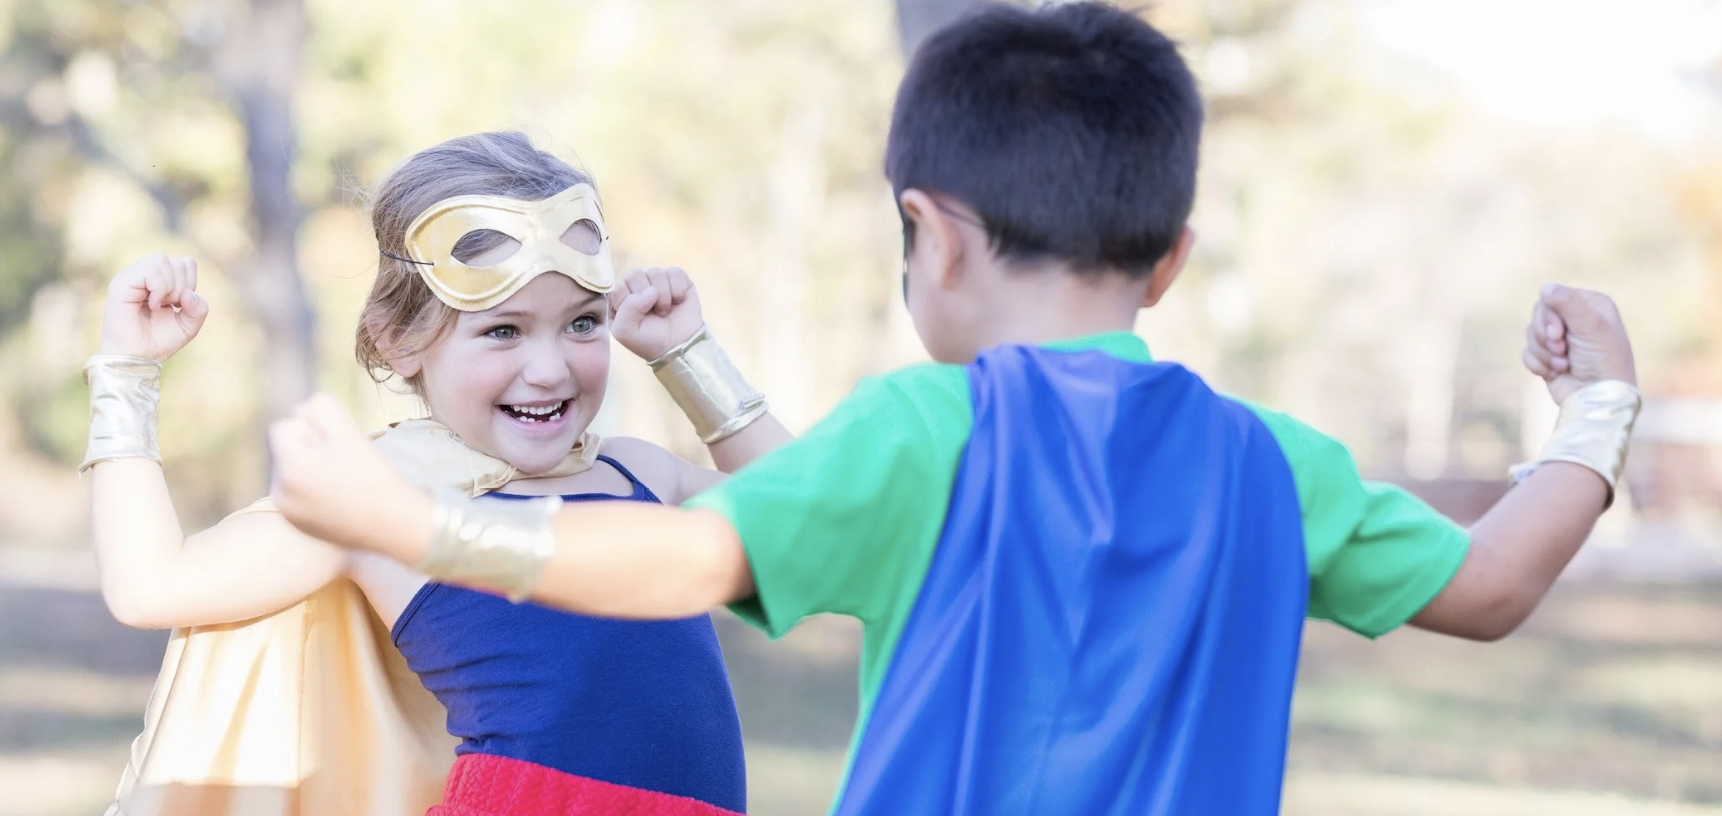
[80,356,164,473]
[1509,379,1640,507]
[105,577,455,816]
[403,183,615,311]
[646,325,768,445]
[105,418,599,816]
[836,349,1310,815]
[372,418,598,498]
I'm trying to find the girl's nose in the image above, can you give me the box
[519,341,572,389]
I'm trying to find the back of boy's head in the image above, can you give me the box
[886,2,1202,278]
[358,131,591,391]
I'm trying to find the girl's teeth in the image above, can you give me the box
[503,401,566,422]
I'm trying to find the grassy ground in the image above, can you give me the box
[2,556,1718,816]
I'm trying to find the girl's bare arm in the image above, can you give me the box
[86,255,346,630]
[607,266,795,502]
[675,415,794,502]
[93,459,348,629]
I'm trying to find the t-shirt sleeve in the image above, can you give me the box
[1247,404,1472,638]
[683,365,973,638]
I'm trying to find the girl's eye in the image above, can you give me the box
[485,325,519,341]
[570,316,597,334]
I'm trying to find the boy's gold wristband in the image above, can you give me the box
[648,324,767,444]
[80,355,164,473]
[418,492,561,602]
[1508,379,1641,508]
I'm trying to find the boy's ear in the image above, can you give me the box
[899,188,967,291]
[1142,226,1195,308]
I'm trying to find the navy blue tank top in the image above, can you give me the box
[390,455,747,812]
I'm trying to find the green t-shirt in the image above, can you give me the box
[685,332,1469,799]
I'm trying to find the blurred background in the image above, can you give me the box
[1,0,1720,813]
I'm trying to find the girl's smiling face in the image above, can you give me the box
[398,271,611,474]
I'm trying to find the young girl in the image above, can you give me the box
[86,132,785,816]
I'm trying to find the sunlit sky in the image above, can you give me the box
[1364,0,1722,140]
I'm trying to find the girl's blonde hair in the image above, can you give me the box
[357,131,592,392]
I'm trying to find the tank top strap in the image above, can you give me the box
[593,454,661,504]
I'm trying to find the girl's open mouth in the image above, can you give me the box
[499,400,570,424]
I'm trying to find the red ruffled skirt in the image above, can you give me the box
[427,753,746,816]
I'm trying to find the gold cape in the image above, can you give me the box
[105,419,599,816]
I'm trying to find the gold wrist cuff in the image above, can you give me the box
[419,492,562,602]
[648,324,767,444]
[80,355,164,473]
[1509,380,1641,508]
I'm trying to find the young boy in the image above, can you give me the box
[268,3,1641,813]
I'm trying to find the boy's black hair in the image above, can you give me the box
[887,2,1202,277]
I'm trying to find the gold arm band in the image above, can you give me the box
[648,324,767,445]
[419,492,562,602]
[1509,379,1641,508]
[80,355,164,473]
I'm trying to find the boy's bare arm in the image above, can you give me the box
[1409,462,1604,640]
[341,489,754,620]
[1410,284,1637,641]
[269,396,755,619]
[532,504,753,618]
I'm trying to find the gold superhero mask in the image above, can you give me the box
[402,183,615,311]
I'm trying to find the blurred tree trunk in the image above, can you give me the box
[217,0,317,425]
[894,0,980,56]
[757,103,826,429]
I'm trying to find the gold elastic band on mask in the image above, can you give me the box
[419,492,562,602]
[649,325,767,445]
[1509,379,1641,508]
[80,355,164,473]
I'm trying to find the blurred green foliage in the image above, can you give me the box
[0,0,1719,530]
